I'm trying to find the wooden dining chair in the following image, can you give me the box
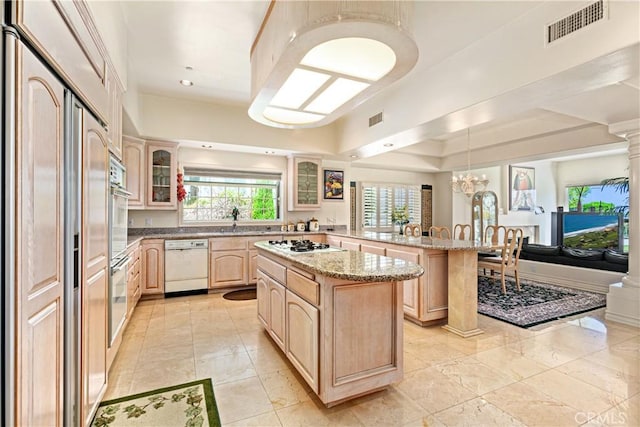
[483,225,507,248]
[428,226,451,239]
[453,223,471,240]
[478,227,524,294]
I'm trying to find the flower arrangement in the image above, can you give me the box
[391,206,409,224]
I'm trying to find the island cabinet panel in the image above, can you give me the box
[421,250,449,320]
[326,235,342,248]
[386,248,421,319]
[248,249,259,284]
[360,243,386,256]
[267,278,286,351]
[255,248,405,407]
[285,290,319,393]
[341,240,361,252]
[256,271,269,328]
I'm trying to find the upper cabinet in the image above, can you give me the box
[105,64,123,159]
[122,136,145,208]
[12,0,109,122]
[288,156,321,211]
[122,138,178,210]
[146,141,178,209]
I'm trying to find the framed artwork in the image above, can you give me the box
[323,169,344,200]
[509,166,536,211]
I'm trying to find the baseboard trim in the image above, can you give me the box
[517,260,625,294]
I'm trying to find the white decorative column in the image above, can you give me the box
[606,118,640,327]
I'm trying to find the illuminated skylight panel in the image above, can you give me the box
[269,68,331,109]
[263,106,325,125]
[300,38,396,81]
[305,78,369,114]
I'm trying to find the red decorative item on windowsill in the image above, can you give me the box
[177,171,186,202]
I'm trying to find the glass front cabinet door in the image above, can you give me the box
[471,190,498,243]
[146,141,178,209]
[288,156,321,211]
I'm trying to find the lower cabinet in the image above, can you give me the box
[126,243,142,317]
[249,249,259,284]
[326,234,449,325]
[209,250,248,288]
[285,289,319,392]
[267,275,286,350]
[141,239,164,295]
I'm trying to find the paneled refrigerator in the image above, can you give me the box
[3,25,110,426]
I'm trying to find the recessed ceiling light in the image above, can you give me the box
[180,79,194,87]
[383,143,394,147]
[185,66,193,71]
[350,154,358,158]
[265,150,276,154]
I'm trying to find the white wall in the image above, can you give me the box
[554,153,629,208]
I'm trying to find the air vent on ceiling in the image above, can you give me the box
[369,112,383,127]
[547,0,606,44]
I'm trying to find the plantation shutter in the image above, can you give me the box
[361,183,421,231]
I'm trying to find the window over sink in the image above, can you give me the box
[181,168,282,223]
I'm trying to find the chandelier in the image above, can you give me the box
[451,129,489,197]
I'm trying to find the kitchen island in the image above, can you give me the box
[326,231,491,338]
[254,241,423,407]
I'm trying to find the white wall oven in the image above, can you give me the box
[109,156,131,345]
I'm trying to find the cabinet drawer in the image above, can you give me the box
[209,237,247,251]
[257,255,286,283]
[287,269,319,306]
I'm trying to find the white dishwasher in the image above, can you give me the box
[165,239,209,295]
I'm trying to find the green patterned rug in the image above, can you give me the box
[91,379,220,427]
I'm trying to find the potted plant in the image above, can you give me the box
[391,206,409,234]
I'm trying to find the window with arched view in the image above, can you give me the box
[181,168,281,223]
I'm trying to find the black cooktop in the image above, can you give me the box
[268,239,330,252]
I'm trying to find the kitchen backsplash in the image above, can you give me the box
[128,224,347,236]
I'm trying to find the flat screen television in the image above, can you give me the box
[551,211,623,250]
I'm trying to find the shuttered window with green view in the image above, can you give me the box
[362,183,421,231]
[181,168,281,223]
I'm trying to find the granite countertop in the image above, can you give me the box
[329,231,491,251]
[255,241,424,282]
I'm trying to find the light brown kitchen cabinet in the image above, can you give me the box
[146,141,178,209]
[122,136,145,208]
[126,242,142,317]
[209,250,248,288]
[285,289,319,392]
[267,274,286,351]
[81,109,110,427]
[325,234,449,326]
[256,271,269,327]
[288,156,321,211]
[105,63,123,159]
[12,0,109,122]
[386,247,421,319]
[249,249,259,284]
[141,239,165,295]
[13,41,66,427]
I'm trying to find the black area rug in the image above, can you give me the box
[223,289,256,301]
[477,276,606,328]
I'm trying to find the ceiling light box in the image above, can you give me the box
[248,1,418,129]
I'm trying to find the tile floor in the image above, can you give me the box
[105,293,640,426]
